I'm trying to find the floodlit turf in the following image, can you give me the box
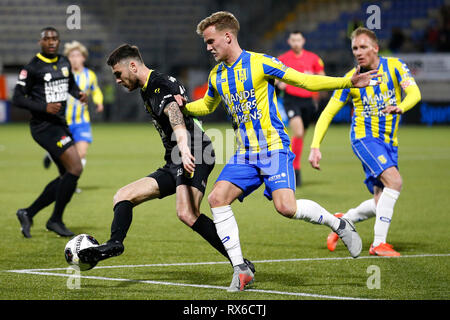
[0,122,449,300]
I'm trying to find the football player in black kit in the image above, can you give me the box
[79,44,254,274]
[13,27,88,238]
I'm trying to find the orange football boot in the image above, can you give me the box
[369,243,401,256]
[326,213,344,251]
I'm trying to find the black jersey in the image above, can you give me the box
[140,70,212,163]
[12,53,82,127]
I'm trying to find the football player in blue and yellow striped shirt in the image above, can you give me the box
[64,41,103,169]
[183,12,381,291]
[43,41,103,173]
[309,27,421,257]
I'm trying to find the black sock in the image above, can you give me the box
[49,172,79,223]
[110,200,134,243]
[27,177,60,218]
[191,213,230,263]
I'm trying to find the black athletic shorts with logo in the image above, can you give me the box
[283,94,316,129]
[148,148,215,199]
[30,122,75,174]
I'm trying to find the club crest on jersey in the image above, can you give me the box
[44,73,52,82]
[235,68,248,82]
[56,135,72,148]
[61,66,69,77]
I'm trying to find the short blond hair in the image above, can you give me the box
[196,11,240,37]
[64,40,88,58]
[350,27,379,46]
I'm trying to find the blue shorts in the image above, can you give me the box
[69,122,93,143]
[216,148,296,201]
[351,137,398,194]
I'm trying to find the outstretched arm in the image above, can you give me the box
[183,93,221,117]
[282,65,380,91]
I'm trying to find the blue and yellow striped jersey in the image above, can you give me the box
[330,56,417,147]
[186,50,353,154]
[206,50,291,154]
[66,67,103,125]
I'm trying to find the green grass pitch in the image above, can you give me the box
[0,122,449,300]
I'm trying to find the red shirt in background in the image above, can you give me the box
[278,49,324,98]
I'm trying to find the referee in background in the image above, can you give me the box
[277,30,325,187]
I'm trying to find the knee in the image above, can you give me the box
[274,201,296,218]
[293,130,304,139]
[68,165,83,177]
[393,176,403,191]
[176,207,197,227]
[385,175,403,192]
[208,191,226,208]
[113,187,133,206]
[65,159,83,176]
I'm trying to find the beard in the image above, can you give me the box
[122,78,139,91]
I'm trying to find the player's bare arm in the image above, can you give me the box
[165,101,196,173]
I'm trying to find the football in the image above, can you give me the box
[64,234,99,271]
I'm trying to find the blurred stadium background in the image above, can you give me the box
[0,0,449,125]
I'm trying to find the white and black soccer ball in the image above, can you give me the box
[64,234,99,271]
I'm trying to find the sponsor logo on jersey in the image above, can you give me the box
[45,79,69,103]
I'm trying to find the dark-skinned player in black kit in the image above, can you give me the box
[13,27,88,238]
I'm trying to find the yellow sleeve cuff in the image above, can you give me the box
[184,96,219,117]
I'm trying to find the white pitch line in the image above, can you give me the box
[7,269,368,300]
[7,253,450,273]
[5,253,449,300]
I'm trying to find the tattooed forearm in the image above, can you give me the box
[166,101,185,128]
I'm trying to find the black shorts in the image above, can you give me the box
[283,94,316,129]
[30,122,75,174]
[148,160,215,199]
